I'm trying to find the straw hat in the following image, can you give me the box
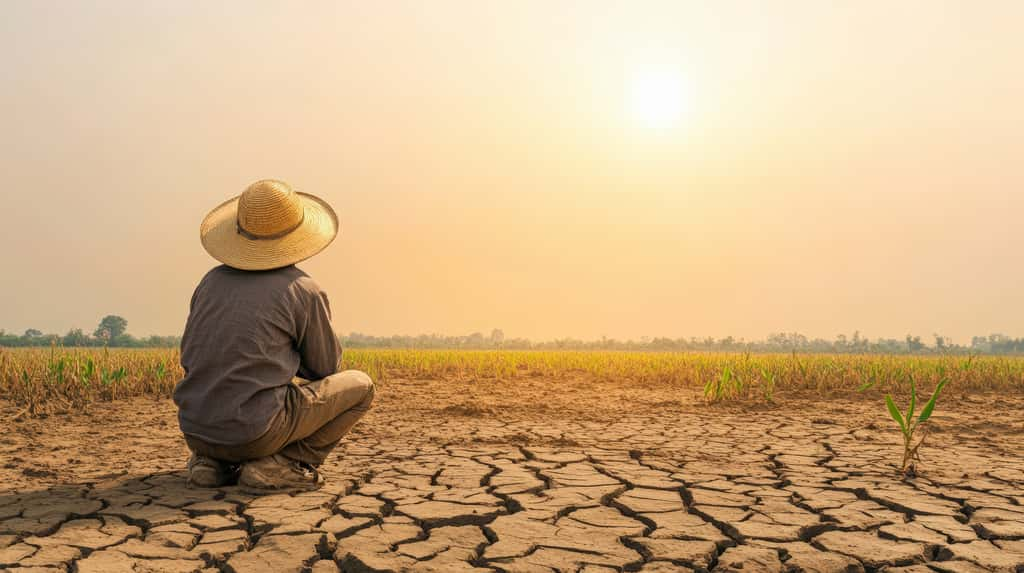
[200,179,339,271]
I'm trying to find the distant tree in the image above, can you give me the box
[63,328,90,347]
[835,333,848,349]
[906,334,924,353]
[112,333,136,347]
[490,329,505,347]
[847,330,865,353]
[24,328,42,338]
[94,315,128,341]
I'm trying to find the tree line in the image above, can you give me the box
[3,319,1023,355]
[0,315,180,348]
[341,330,1024,354]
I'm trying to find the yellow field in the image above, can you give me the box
[2,346,1023,414]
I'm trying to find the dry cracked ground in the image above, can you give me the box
[1,376,1023,572]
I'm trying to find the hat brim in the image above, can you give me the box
[200,192,339,271]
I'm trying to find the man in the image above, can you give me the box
[173,179,374,490]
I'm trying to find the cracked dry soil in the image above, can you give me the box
[1,377,1023,572]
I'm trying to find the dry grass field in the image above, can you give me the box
[4,347,1023,414]
[2,348,1024,572]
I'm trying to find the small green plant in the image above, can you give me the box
[703,366,752,402]
[760,366,776,402]
[82,357,96,382]
[884,374,948,477]
[704,366,734,401]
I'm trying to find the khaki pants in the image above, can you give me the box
[185,370,375,466]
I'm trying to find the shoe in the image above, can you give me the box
[187,454,235,488]
[239,454,322,491]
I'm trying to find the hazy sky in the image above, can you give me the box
[1,1,1021,343]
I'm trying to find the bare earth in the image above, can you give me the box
[1,377,1023,572]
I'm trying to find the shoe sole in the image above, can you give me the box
[187,468,229,488]
[237,465,322,492]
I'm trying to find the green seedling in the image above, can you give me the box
[884,374,948,477]
[82,357,95,381]
[760,366,776,402]
[704,366,739,402]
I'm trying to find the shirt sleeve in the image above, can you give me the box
[297,290,343,380]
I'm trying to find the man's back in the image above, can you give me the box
[174,264,342,446]
[176,179,371,491]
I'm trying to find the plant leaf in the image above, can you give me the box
[885,394,907,434]
[917,378,949,423]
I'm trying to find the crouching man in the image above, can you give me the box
[173,179,374,491]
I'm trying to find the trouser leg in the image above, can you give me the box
[278,370,375,466]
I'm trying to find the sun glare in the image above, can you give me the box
[629,70,689,129]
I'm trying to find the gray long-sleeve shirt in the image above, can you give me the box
[174,265,342,445]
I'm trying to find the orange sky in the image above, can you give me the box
[1,1,1022,343]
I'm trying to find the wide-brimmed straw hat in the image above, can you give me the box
[200,179,339,271]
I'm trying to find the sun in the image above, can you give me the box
[629,69,689,129]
